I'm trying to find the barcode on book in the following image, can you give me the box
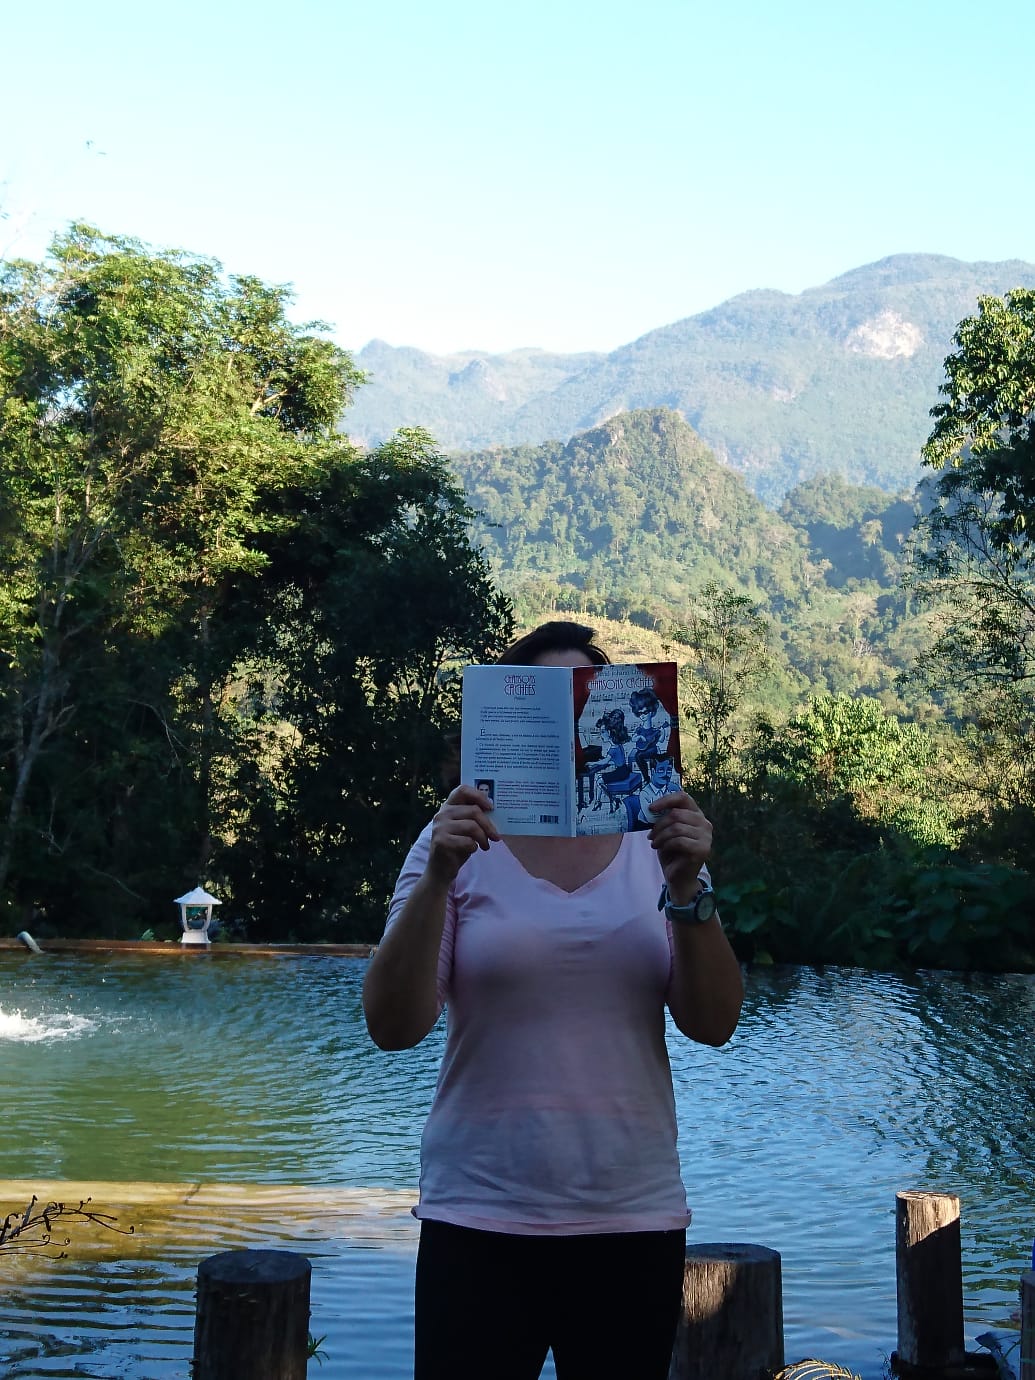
[539,814,559,824]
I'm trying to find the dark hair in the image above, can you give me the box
[596,708,630,744]
[496,621,611,667]
[629,687,660,715]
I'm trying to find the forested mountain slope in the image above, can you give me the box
[451,408,813,617]
[451,408,922,708]
[348,254,1035,500]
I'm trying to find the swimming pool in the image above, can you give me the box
[1,953,1032,1377]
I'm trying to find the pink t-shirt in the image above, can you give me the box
[384,827,697,1235]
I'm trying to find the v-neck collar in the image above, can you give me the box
[498,834,628,896]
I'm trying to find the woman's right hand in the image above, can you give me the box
[427,784,500,884]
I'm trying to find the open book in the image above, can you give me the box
[461,661,682,836]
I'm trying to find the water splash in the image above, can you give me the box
[0,1005,97,1042]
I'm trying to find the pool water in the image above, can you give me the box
[1,953,1032,1378]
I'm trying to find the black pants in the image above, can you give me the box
[414,1218,686,1380]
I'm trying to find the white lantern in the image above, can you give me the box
[174,887,222,946]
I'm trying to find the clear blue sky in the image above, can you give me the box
[3,0,1034,354]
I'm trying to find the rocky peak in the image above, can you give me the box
[845,310,923,359]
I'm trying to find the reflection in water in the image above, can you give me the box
[1,955,1032,1378]
[2,1183,420,1379]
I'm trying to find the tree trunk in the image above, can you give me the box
[895,1190,965,1371]
[194,605,215,879]
[668,1242,783,1380]
[0,665,60,898]
[193,1248,311,1380]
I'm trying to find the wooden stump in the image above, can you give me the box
[668,1242,783,1380]
[1021,1269,1035,1380]
[895,1191,965,1372]
[193,1248,311,1380]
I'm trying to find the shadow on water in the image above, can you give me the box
[1,954,1032,1378]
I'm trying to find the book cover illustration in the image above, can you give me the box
[573,662,681,836]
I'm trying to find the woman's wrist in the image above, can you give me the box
[663,871,707,907]
[422,856,458,893]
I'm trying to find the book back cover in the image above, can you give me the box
[460,665,574,835]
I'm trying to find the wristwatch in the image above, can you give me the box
[658,882,718,925]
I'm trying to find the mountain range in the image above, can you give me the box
[344,254,1035,500]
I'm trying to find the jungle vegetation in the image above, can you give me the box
[0,227,511,941]
[1,228,1032,969]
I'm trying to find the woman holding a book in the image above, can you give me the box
[362,620,744,1380]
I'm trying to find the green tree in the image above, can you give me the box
[907,289,1035,842]
[749,693,952,849]
[924,288,1035,550]
[215,429,513,939]
[937,687,1035,866]
[672,582,772,801]
[911,288,1035,692]
[710,696,961,969]
[0,225,360,918]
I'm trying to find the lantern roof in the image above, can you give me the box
[174,887,222,906]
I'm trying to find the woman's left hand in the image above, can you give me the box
[647,791,713,905]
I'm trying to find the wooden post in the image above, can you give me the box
[668,1242,783,1380]
[895,1191,965,1372]
[193,1248,311,1380]
[1021,1269,1035,1380]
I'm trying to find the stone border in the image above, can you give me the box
[0,938,375,957]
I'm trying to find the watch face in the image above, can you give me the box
[695,890,718,922]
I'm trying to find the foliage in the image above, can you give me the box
[929,686,1035,863]
[924,288,1035,551]
[0,225,362,922]
[714,807,1033,972]
[215,428,513,939]
[3,227,1033,965]
[905,288,1035,856]
[0,228,510,940]
[703,695,973,968]
[451,409,940,728]
[780,473,917,589]
[748,693,953,846]
[905,481,1035,697]
[910,289,1035,698]
[453,408,808,626]
[884,860,1035,971]
[672,583,773,801]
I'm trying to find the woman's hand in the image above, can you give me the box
[427,784,500,885]
[363,785,498,1050]
[647,791,712,904]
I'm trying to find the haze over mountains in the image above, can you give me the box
[345,254,1035,500]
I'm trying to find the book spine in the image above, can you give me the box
[567,674,576,835]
